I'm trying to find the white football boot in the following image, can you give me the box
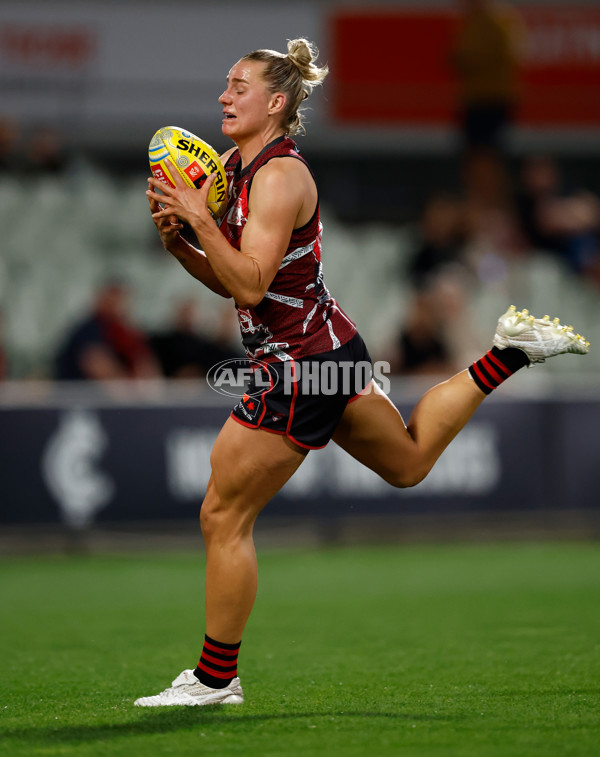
[134,669,244,707]
[493,305,590,365]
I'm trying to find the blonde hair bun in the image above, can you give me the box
[287,38,328,86]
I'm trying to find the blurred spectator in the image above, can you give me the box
[409,192,466,287]
[394,286,457,376]
[395,266,483,376]
[515,154,600,281]
[54,280,161,381]
[450,0,525,153]
[149,299,239,379]
[0,307,8,380]
[0,117,20,173]
[25,125,69,176]
[461,146,512,214]
[460,147,524,285]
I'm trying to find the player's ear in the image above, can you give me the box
[268,93,286,117]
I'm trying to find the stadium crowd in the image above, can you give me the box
[0,112,599,385]
[394,147,600,375]
[1,1,599,385]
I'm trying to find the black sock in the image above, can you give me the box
[193,634,241,689]
[468,346,529,395]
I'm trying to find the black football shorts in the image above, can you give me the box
[230,332,373,449]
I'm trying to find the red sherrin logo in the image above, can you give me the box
[184,162,204,184]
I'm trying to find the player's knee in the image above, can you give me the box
[200,495,250,545]
[199,499,227,540]
[383,465,429,489]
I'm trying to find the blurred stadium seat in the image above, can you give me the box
[0,165,598,379]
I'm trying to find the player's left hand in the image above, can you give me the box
[146,158,216,230]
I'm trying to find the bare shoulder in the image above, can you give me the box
[253,155,313,194]
[251,157,317,227]
[220,146,238,164]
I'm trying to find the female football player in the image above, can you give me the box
[137,38,588,707]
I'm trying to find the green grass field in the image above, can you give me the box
[1,541,599,757]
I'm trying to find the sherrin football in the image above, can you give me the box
[148,126,227,219]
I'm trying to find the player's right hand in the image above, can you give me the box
[147,180,184,249]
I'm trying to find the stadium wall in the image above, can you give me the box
[1,387,598,538]
[2,0,600,155]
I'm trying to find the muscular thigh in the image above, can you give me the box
[208,417,308,517]
[333,372,483,487]
[332,381,414,483]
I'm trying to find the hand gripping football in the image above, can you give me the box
[148,126,227,219]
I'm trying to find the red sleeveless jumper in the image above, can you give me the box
[219,136,357,363]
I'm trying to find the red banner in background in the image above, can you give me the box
[521,7,600,124]
[330,6,600,126]
[0,24,97,72]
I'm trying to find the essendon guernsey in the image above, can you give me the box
[219,136,357,362]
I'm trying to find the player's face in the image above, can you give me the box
[219,60,277,139]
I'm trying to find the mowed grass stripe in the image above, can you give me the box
[0,542,598,756]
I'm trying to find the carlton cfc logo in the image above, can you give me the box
[206,358,278,398]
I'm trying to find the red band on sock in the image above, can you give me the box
[481,355,504,384]
[197,661,238,679]
[486,350,513,377]
[200,650,237,667]
[203,639,239,657]
[471,362,495,390]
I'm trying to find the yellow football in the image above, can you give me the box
[148,126,227,219]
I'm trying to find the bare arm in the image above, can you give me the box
[146,182,232,298]
[147,157,314,308]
